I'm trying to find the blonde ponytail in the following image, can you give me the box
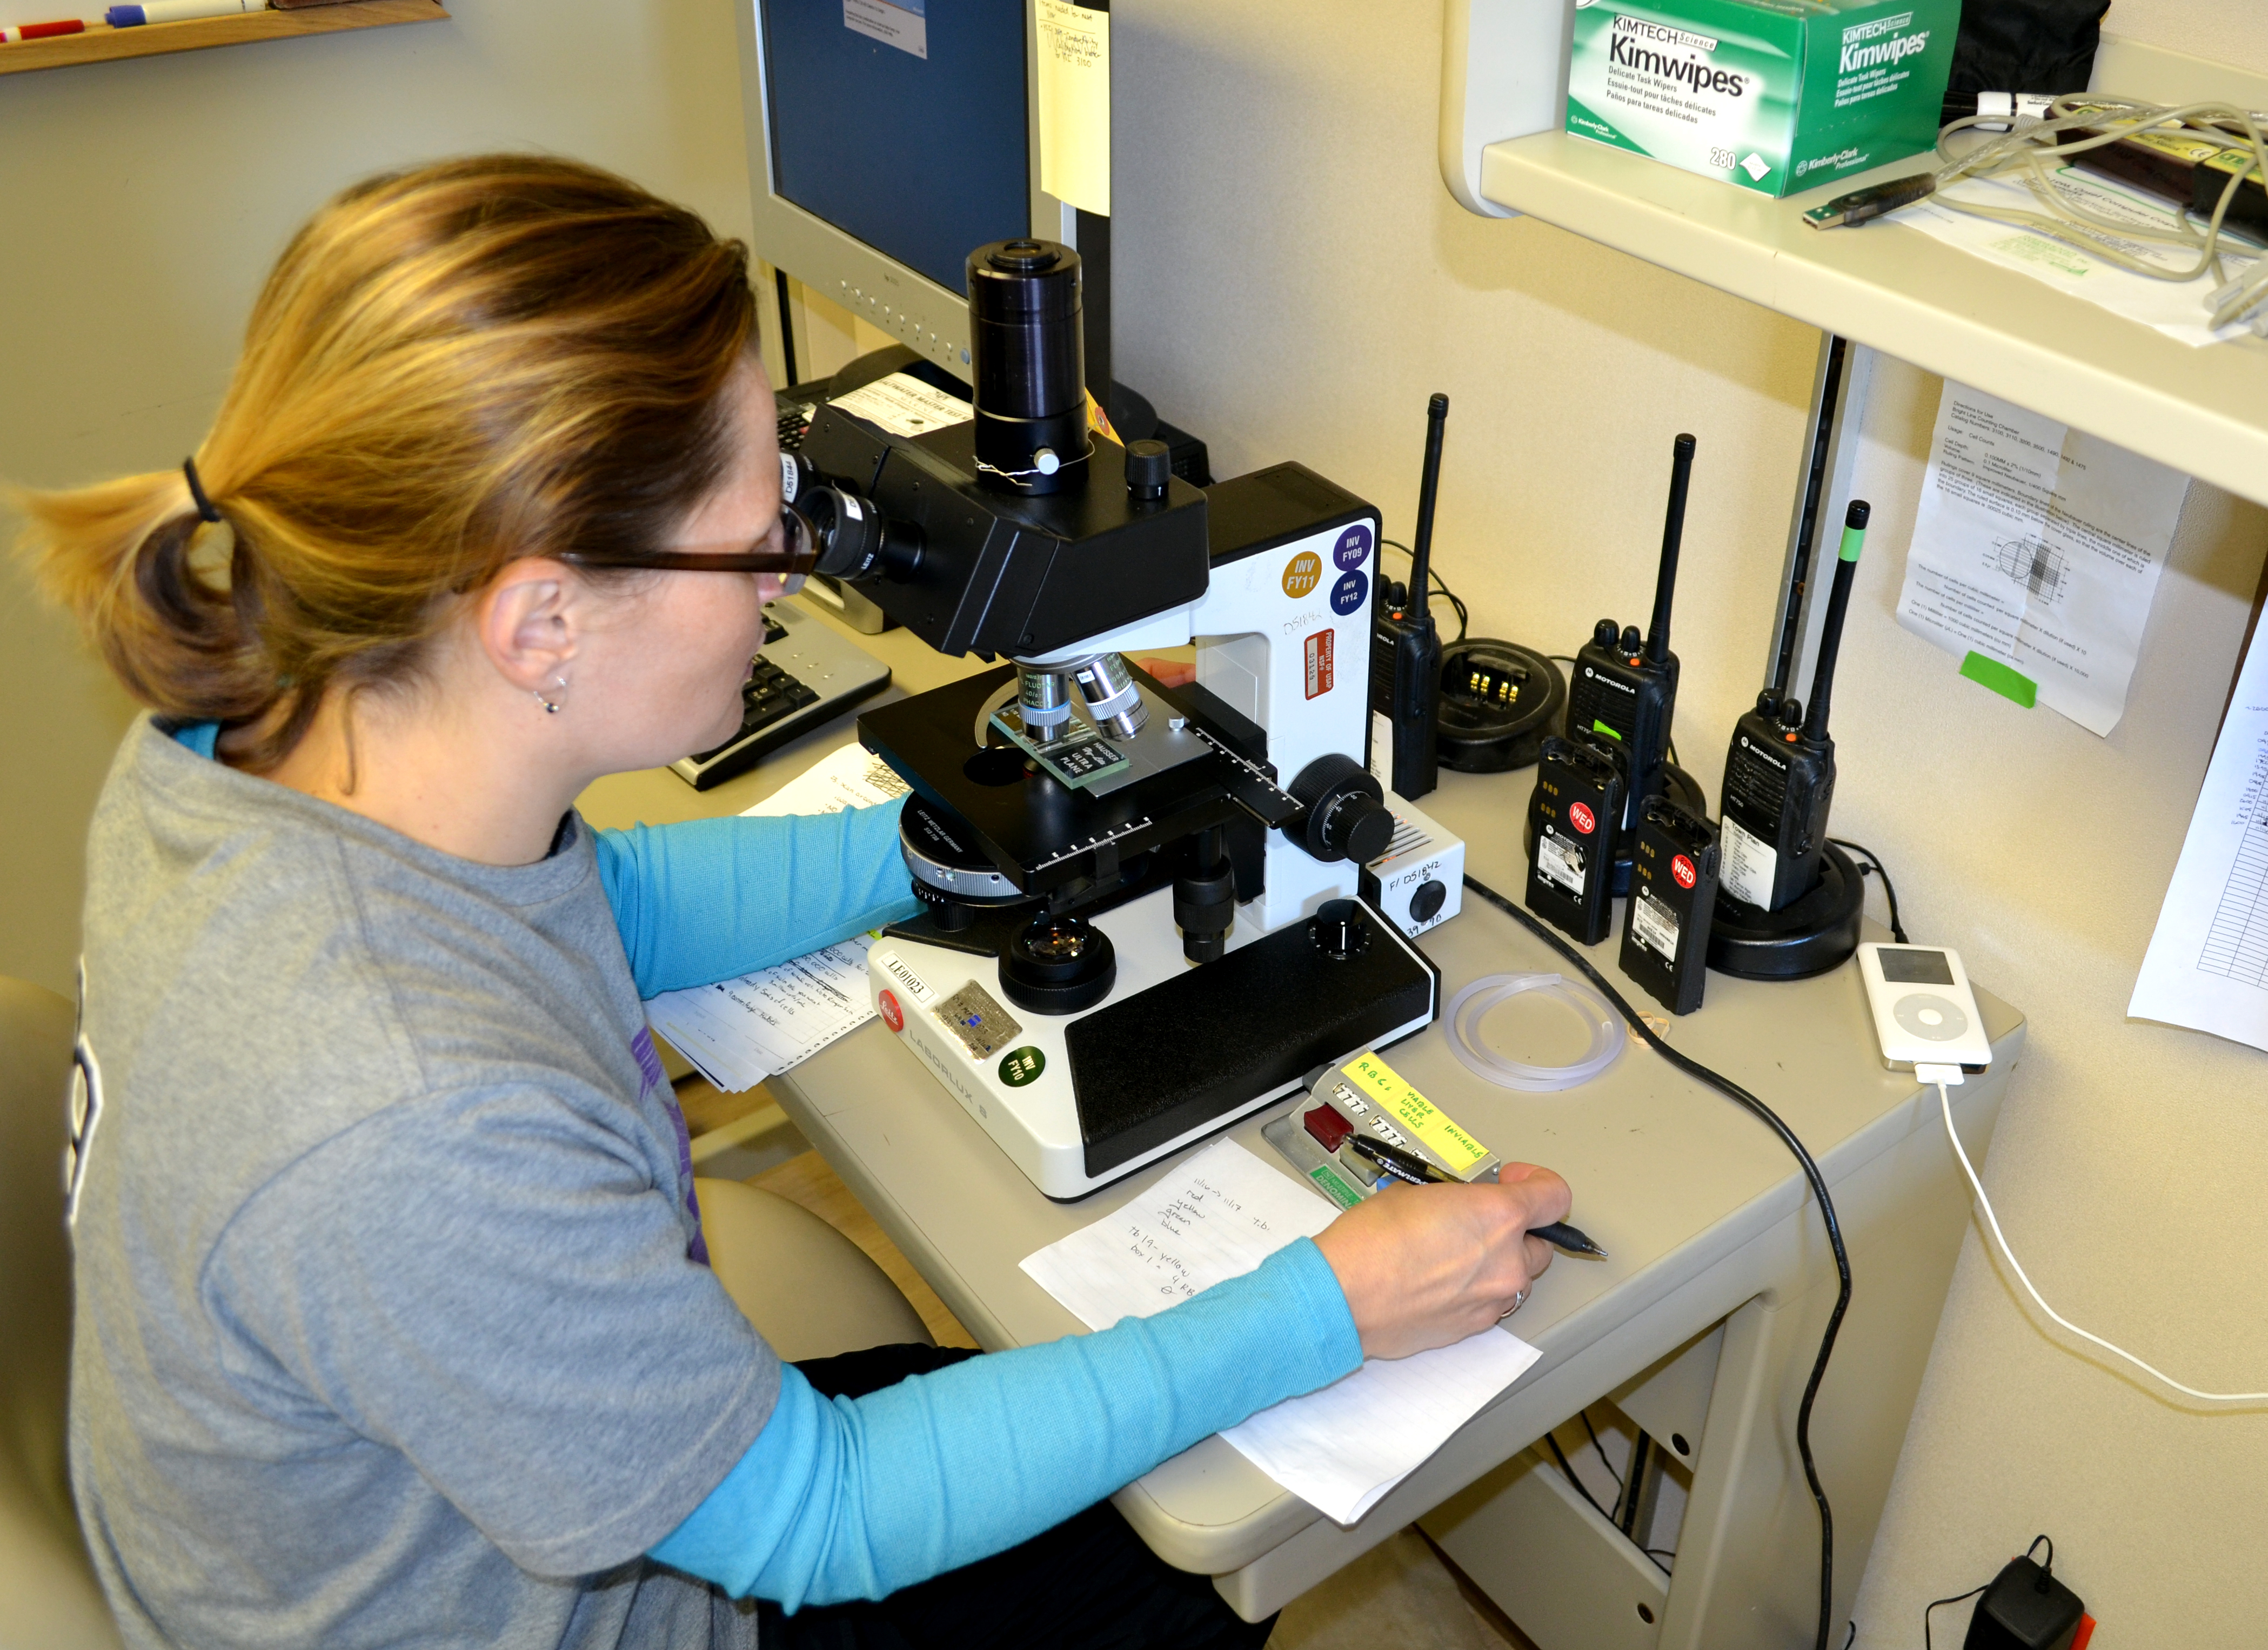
[11,153,758,771]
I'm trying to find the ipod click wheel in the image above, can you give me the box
[1856,942,1992,1070]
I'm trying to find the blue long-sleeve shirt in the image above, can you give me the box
[167,725,1363,1611]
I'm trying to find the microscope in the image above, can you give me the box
[785,238,1443,1199]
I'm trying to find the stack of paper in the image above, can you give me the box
[1020,1139,1542,1525]
[643,743,909,1093]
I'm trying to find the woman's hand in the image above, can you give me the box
[1312,1163,1573,1360]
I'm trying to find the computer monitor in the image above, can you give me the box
[732,0,1076,389]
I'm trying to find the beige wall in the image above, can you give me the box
[0,0,757,997]
[1114,2,2268,1642]
[6,0,2266,1638]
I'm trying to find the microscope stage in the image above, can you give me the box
[868,887,1440,1200]
[860,665,1293,901]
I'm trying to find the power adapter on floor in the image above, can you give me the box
[1963,1553,2093,1650]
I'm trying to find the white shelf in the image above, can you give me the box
[1474,36,2268,509]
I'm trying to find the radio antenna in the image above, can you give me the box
[1646,433,1696,666]
[1803,500,1869,743]
[1409,393,1449,613]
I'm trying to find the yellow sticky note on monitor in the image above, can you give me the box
[1337,1053,1497,1181]
[1036,0,1110,215]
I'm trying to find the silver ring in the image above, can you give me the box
[1503,1287,1530,1318]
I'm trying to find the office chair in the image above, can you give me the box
[692,1177,933,1361]
[0,976,122,1650]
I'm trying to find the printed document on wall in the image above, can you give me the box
[1895,381,2186,735]
[2129,624,2268,1054]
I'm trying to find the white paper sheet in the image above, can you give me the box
[826,372,971,440]
[1895,380,2187,736]
[1020,1140,1542,1526]
[1893,163,2264,348]
[643,744,909,1092]
[2129,625,2268,1052]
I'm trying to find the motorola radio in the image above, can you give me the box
[1562,433,1696,832]
[1620,794,1720,1015]
[1526,732,1625,945]
[1717,500,1869,913]
[1370,394,1449,800]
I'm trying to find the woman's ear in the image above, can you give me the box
[476,558,581,694]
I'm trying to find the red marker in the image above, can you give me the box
[1,18,88,38]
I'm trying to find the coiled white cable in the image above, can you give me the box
[1443,972,1623,1092]
[1936,1081,2268,1404]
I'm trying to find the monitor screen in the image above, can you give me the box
[761,0,1032,296]
[1877,948,1955,986]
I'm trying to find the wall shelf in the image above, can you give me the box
[0,0,445,76]
[1472,36,2268,511]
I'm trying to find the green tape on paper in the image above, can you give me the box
[1959,652,2036,707]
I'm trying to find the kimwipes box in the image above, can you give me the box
[1565,0,1957,198]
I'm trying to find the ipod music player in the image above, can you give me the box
[1856,942,1992,1070]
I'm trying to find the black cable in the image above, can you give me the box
[1383,537,1469,643]
[1579,1410,1624,1497]
[1829,838,1907,944]
[1841,1622,1855,1650]
[1463,871,1854,1650]
[1543,1432,1618,1526]
[1923,1584,1989,1650]
[2027,1533,2053,1572]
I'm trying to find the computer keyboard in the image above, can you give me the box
[778,400,813,452]
[670,600,891,790]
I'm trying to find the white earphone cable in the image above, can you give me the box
[1937,1081,2268,1405]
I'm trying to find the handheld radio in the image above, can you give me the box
[1620,794,1720,1015]
[1562,434,1696,830]
[1526,732,1626,944]
[1717,500,1869,913]
[1371,394,1449,800]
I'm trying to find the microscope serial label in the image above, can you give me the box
[1282,551,1323,599]
[1304,630,1335,699]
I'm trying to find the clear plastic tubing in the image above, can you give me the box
[1443,972,1623,1092]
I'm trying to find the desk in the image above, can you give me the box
[581,595,2021,1648]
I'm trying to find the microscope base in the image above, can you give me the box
[867,887,1440,1201]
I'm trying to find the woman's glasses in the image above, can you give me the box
[557,506,820,595]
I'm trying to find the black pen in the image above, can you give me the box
[1345,1136,1610,1258]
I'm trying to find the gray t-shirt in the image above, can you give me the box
[68,720,776,1649]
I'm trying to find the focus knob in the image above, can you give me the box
[1125,438,1172,501]
[1286,754,1396,865]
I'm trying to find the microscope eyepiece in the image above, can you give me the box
[798,485,924,584]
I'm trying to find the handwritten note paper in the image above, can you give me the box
[643,743,909,1092]
[1021,1141,1542,1525]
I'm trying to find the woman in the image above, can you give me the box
[24,155,1571,1649]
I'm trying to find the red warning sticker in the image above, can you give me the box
[1304,628,1335,699]
[1569,801,1596,835]
[1671,853,1697,889]
[878,989,904,1033]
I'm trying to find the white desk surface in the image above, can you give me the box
[578,596,2024,1594]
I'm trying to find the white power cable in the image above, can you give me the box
[1935,1079,2268,1405]
[1927,96,2268,333]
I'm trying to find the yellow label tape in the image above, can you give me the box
[1339,1052,1493,1178]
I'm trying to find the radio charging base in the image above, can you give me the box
[1705,841,1865,980]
